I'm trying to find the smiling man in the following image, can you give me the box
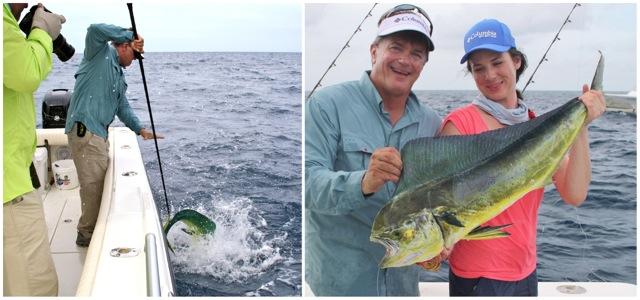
[305,4,441,296]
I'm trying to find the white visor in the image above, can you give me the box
[377,12,433,50]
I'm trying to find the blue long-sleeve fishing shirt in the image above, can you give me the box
[65,23,142,139]
[305,71,441,296]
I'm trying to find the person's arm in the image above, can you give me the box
[3,7,52,93]
[553,84,606,206]
[115,91,143,136]
[84,23,133,60]
[305,97,377,215]
[439,120,461,137]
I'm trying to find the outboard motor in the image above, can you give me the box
[42,89,71,128]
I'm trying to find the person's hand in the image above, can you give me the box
[416,247,452,270]
[579,84,606,124]
[139,128,163,140]
[361,147,402,195]
[31,4,66,40]
[131,35,144,53]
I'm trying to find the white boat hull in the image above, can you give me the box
[38,127,175,296]
[605,91,636,113]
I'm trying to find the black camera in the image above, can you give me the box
[19,5,75,62]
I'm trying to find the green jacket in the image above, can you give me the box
[3,4,53,202]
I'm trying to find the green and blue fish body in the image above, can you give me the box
[370,98,588,269]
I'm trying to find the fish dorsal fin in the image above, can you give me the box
[394,98,583,198]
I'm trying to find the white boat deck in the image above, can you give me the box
[42,186,86,296]
[304,281,637,297]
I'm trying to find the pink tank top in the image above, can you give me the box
[444,104,543,281]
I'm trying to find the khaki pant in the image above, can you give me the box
[68,124,109,238]
[3,190,58,296]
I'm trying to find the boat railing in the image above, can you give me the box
[145,233,161,296]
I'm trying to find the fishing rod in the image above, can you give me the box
[306,3,378,100]
[521,3,581,94]
[127,3,171,216]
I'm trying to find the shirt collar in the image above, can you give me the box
[359,70,421,126]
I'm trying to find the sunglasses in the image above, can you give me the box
[378,4,434,37]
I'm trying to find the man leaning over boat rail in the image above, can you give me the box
[64,22,163,248]
[3,3,66,296]
[305,4,441,296]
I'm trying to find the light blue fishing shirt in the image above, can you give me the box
[305,71,441,296]
[65,24,142,139]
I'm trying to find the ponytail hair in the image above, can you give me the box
[509,48,528,99]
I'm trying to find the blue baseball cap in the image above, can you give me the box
[460,19,516,64]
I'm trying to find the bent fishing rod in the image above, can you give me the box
[521,3,581,94]
[127,3,171,217]
[306,3,378,100]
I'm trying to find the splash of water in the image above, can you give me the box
[169,197,286,283]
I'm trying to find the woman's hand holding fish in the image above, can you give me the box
[361,147,402,195]
[579,84,606,124]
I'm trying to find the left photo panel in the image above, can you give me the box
[3,2,302,296]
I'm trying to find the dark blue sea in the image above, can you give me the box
[413,90,637,285]
[35,52,302,296]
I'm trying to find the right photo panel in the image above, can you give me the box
[304,3,636,297]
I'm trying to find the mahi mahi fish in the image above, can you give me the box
[163,209,217,253]
[370,54,604,270]
[164,209,216,236]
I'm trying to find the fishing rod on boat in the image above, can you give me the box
[127,3,171,216]
[521,3,581,94]
[306,3,378,100]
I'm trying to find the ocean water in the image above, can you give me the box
[414,90,637,285]
[35,52,302,296]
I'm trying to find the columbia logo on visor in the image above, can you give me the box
[393,15,428,31]
[467,30,497,43]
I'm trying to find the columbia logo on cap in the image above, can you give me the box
[466,30,497,44]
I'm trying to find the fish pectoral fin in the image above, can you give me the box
[433,209,464,227]
[464,224,512,240]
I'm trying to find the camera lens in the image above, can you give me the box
[52,35,75,62]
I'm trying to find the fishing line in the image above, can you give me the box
[127,3,171,217]
[376,267,381,295]
[573,206,602,282]
[307,3,378,100]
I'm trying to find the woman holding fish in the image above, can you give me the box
[433,19,605,296]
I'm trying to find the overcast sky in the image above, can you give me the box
[29,0,301,53]
[306,3,637,91]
